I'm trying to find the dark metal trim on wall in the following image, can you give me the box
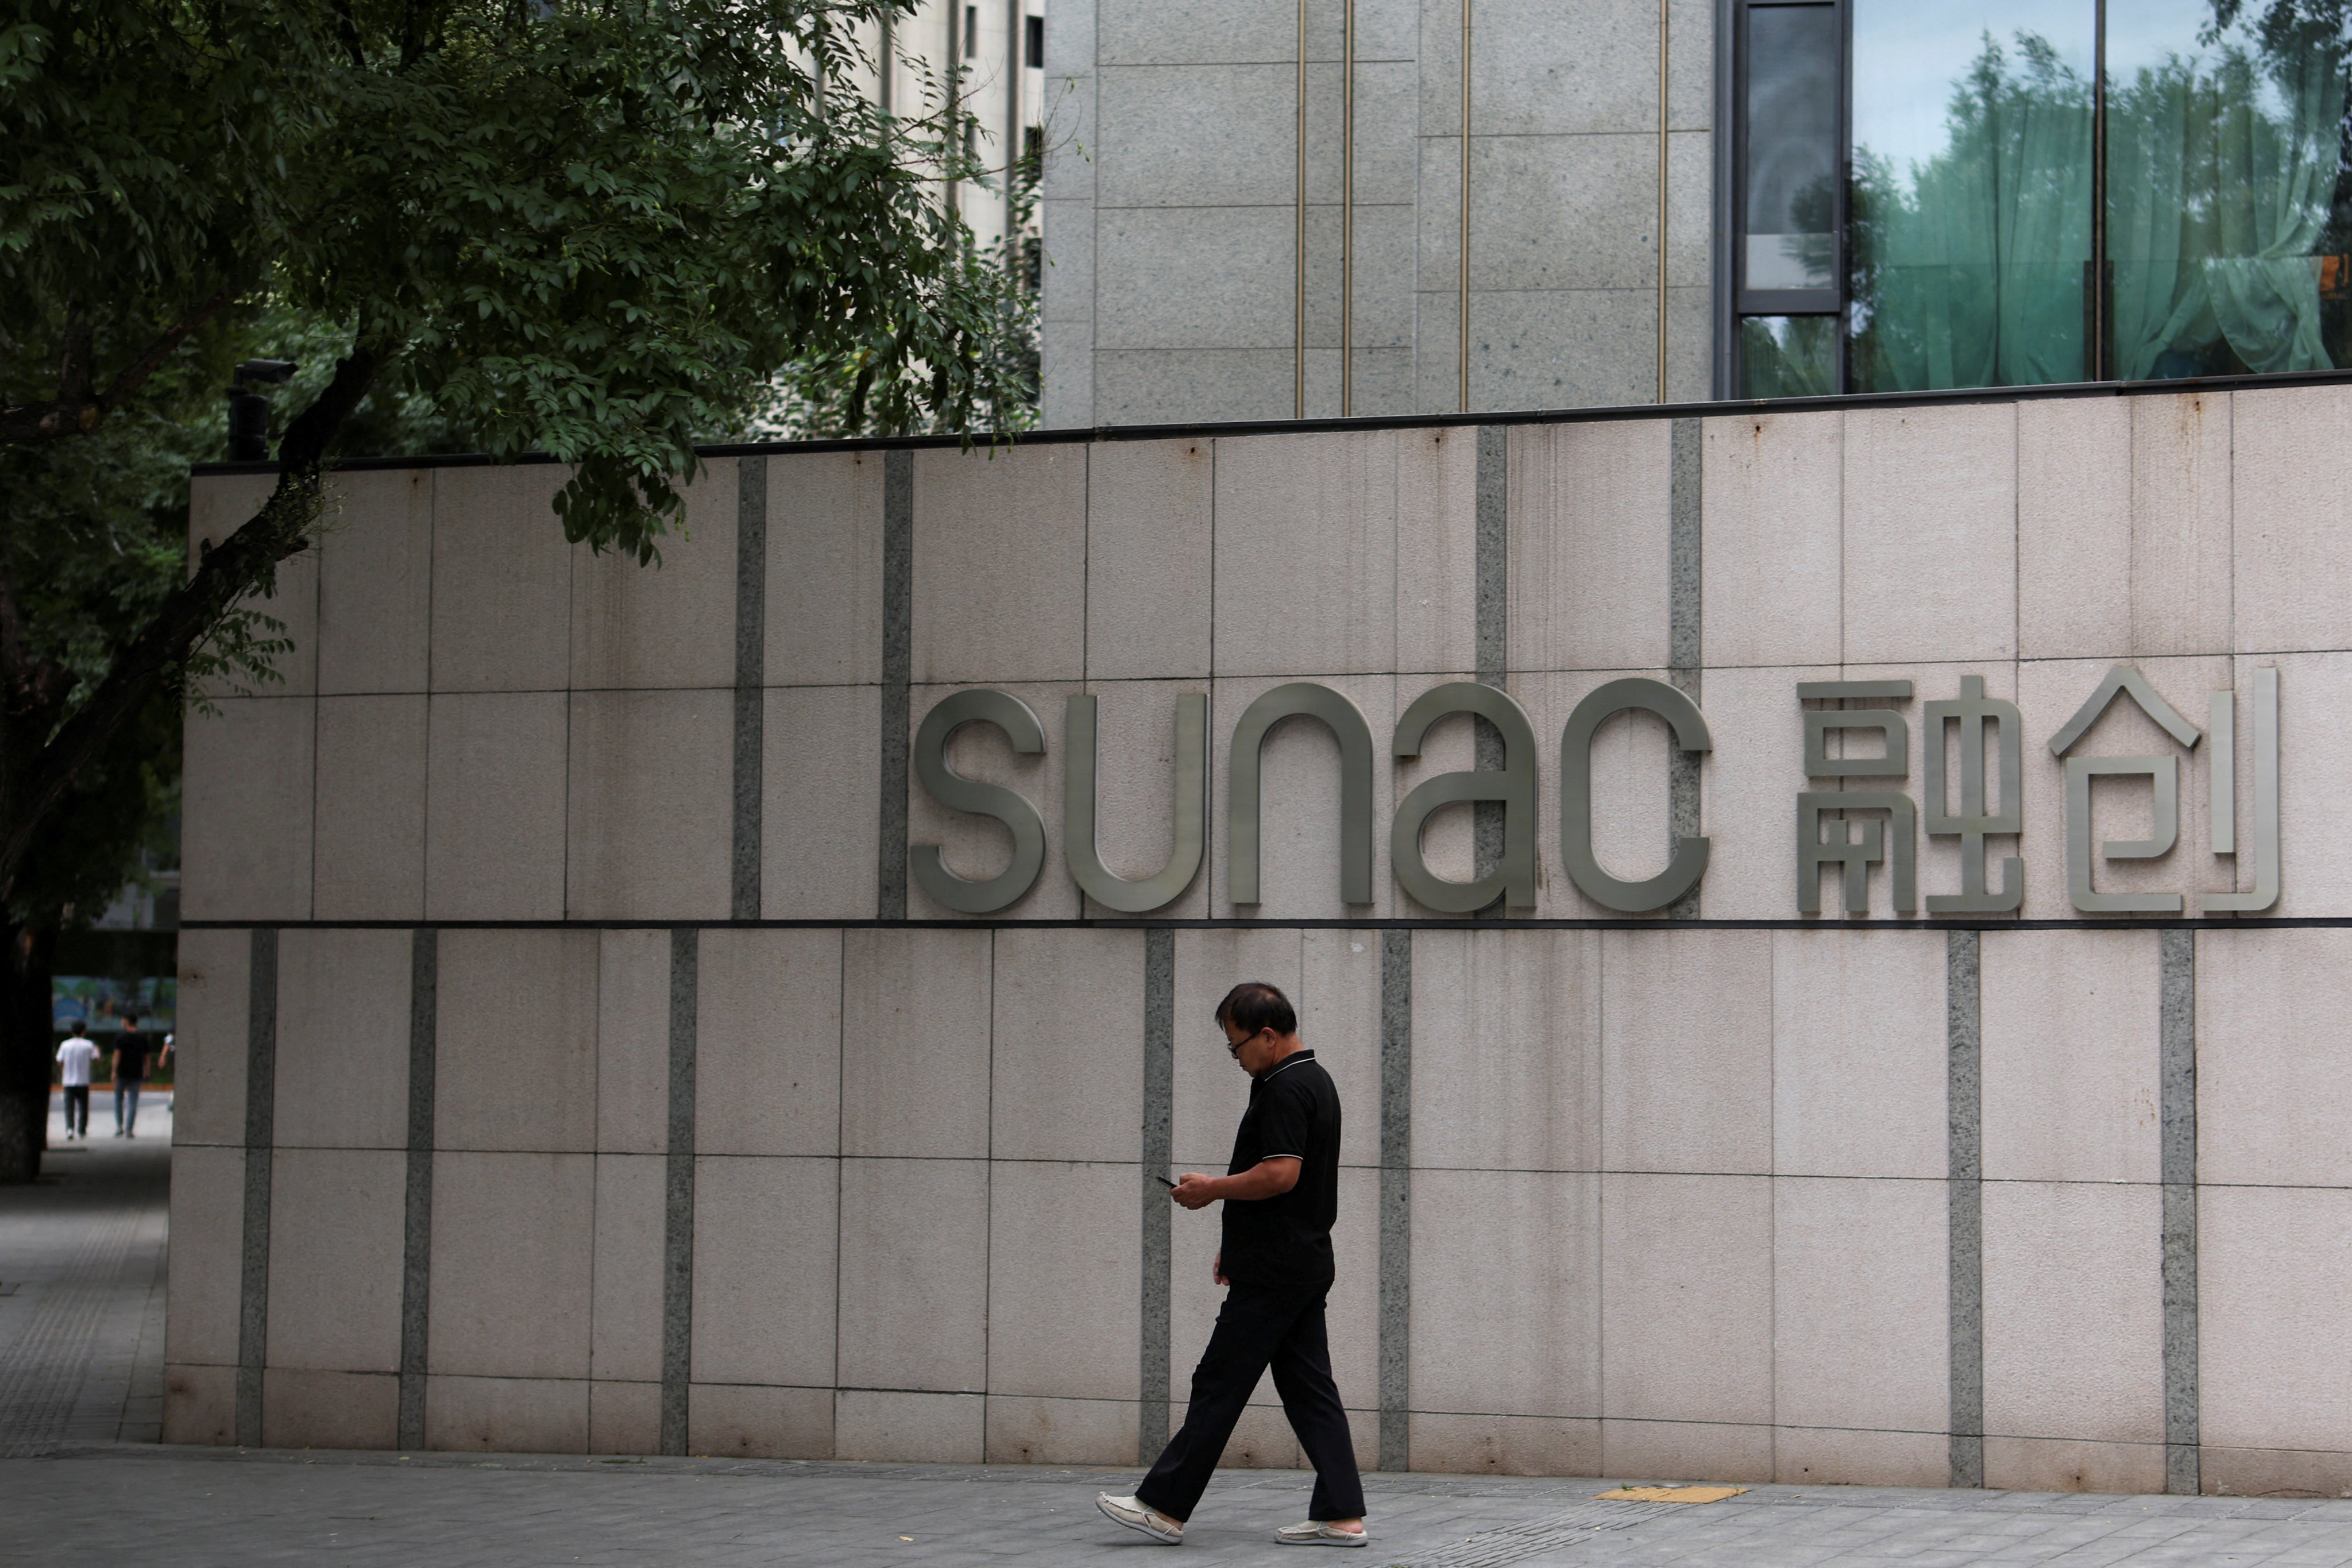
[1724,0,1850,396]
[192,365,2352,478]
[1712,0,1738,401]
[180,914,2352,934]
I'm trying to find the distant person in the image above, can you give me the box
[55,1022,96,1140]
[1097,981,1368,1548]
[113,1015,152,1138]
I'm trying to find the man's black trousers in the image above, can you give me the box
[1136,1277,1365,1524]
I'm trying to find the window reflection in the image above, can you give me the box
[1847,2,2095,392]
[1739,316,1840,396]
[2107,0,2352,377]
[1743,4,1842,300]
[1730,0,2352,396]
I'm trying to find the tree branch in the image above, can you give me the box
[99,291,237,407]
[56,311,93,403]
[0,584,72,742]
[0,340,390,906]
[0,291,238,447]
[333,0,369,68]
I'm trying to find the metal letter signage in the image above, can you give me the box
[1227,683,1376,906]
[2046,665,2202,756]
[1802,679,1911,777]
[1064,692,1207,913]
[1561,678,1712,912]
[2206,667,2280,913]
[903,662,2282,923]
[1390,682,1539,912]
[2048,665,2201,915]
[910,689,1049,913]
[2038,663,2282,914]
[1797,795,1918,913]
[2064,755,2181,913]
[1924,675,2023,913]
[1795,681,1915,915]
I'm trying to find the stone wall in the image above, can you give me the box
[1040,0,1717,426]
[167,384,2352,1494]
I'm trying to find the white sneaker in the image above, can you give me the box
[1275,1520,1370,1547]
[1097,1493,1183,1544]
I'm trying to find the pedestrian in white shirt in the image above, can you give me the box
[55,1022,96,1140]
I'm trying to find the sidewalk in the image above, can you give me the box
[9,1445,2352,1567]
[0,1091,173,1456]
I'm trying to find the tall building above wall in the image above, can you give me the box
[1039,0,1716,426]
[838,0,1044,269]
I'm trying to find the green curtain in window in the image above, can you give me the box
[1850,37,2094,392]
[2108,40,2346,379]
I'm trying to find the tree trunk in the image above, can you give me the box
[0,920,55,1184]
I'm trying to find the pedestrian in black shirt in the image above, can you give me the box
[1098,981,1368,1548]
[113,1015,152,1138]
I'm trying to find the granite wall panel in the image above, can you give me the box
[181,386,2352,1488]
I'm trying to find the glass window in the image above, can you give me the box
[2106,0,2352,377]
[1740,316,1841,396]
[1728,0,2352,396]
[1847,1,2095,392]
[1741,3,1843,308]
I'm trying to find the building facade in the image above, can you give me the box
[1038,0,2352,424]
[165,379,2352,1496]
[830,0,1046,263]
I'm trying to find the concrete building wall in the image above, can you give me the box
[1041,0,1715,427]
[169,381,2352,1494]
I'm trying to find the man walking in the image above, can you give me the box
[113,1014,152,1138]
[1098,981,1369,1548]
[56,1021,96,1140]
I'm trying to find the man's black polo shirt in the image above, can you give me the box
[1221,1048,1341,1290]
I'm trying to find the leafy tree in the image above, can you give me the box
[0,0,1035,1178]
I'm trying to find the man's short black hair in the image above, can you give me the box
[1215,981,1296,1040]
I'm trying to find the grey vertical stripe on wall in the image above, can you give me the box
[732,456,768,921]
[1377,930,1412,1472]
[660,927,699,1457]
[1947,928,1984,1489]
[1473,427,1508,913]
[1140,929,1175,1459]
[2160,929,2200,1495]
[235,926,279,1449]
[1666,418,1702,920]
[397,927,438,1450]
[878,451,914,920]
[1474,427,1508,681]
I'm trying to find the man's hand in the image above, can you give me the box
[1213,1249,1227,1286]
[1170,1172,1219,1211]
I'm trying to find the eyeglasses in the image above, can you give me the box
[1221,1028,1265,1058]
